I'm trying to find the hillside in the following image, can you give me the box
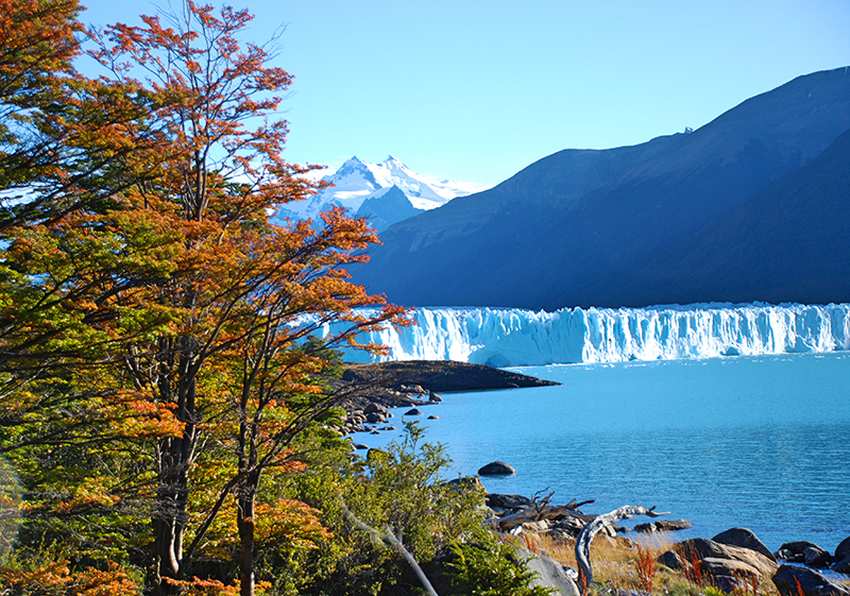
[354,67,850,309]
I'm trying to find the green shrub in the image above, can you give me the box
[444,538,553,596]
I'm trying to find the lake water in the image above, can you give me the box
[351,352,850,551]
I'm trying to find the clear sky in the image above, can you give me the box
[80,0,849,186]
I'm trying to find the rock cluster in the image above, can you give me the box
[658,536,777,591]
[340,386,432,434]
[633,519,692,533]
[484,488,850,596]
[771,536,850,577]
[653,529,850,594]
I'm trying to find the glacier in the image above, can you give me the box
[329,303,850,366]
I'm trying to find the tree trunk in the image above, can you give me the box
[151,335,198,594]
[237,489,256,596]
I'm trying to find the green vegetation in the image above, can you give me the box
[0,1,548,594]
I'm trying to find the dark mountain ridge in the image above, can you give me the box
[355,66,850,309]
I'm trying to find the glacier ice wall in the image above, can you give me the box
[332,303,850,366]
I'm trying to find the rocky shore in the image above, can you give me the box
[476,483,850,595]
[338,360,557,434]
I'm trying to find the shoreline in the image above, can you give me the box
[339,359,557,434]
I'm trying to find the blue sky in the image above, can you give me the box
[81,0,849,186]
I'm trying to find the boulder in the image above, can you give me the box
[832,557,850,574]
[657,550,684,570]
[805,545,834,568]
[713,527,776,561]
[403,408,421,416]
[777,541,832,565]
[427,415,440,420]
[353,443,369,450]
[835,536,850,562]
[522,520,551,532]
[773,564,850,595]
[364,402,386,414]
[634,519,692,533]
[517,547,581,596]
[429,390,443,402]
[365,412,382,424]
[477,460,516,476]
[701,557,760,577]
[675,538,778,578]
[443,476,484,492]
[701,557,761,591]
[486,493,532,510]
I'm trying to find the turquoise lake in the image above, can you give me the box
[351,352,850,550]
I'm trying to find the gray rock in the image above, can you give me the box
[442,476,484,491]
[836,536,850,562]
[522,520,551,532]
[805,545,834,568]
[364,402,386,414]
[427,415,439,420]
[353,443,369,450]
[477,460,516,476]
[832,557,850,574]
[674,538,777,577]
[777,541,831,565]
[657,550,684,570]
[429,390,443,402]
[713,527,776,561]
[773,564,850,595]
[365,412,382,424]
[486,493,532,509]
[701,556,761,581]
[403,407,421,416]
[517,547,581,596]
[634,519,692,533]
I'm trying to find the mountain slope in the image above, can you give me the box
[275,156,485,222]
[685,127,850,303]
[355,186,424,231]
[355,66,850,309]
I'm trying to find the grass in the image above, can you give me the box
[635,545,657,592]
[522,531,781,595]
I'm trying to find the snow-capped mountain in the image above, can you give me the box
[355,186,423,231]
[275,155,486,222]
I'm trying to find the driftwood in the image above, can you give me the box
[575,504,669,595]
[498,505,596,532]
[341,504,439,596]
[496,495,596,532]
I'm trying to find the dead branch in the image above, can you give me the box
[575,504,669,594]
[340,503,439,596]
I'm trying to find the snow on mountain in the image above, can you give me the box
[275,155,486,221]
[355,186,424,231]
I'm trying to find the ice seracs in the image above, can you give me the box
[275,155,486,221]
[326,303,850,367]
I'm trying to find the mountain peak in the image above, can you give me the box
[341,155,365,167]
[274,155,486,222]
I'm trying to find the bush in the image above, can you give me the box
[444,538,553,596]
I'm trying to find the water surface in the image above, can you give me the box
[352,353,850,550]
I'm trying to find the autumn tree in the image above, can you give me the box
[80,2,405,592]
